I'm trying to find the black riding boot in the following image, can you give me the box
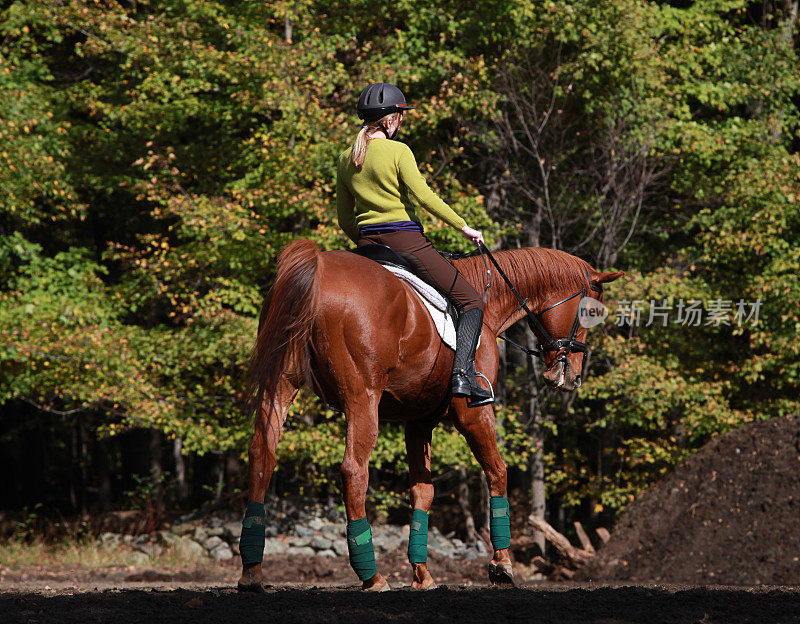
[451,308,494,407]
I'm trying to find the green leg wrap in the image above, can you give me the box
[347,517,378,581]
[239,501,266,565]
[407,508,429,564]
[489,496,511,550]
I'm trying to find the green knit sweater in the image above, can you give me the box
[336,139,467,243]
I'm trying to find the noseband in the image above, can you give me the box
[477,243,600,363]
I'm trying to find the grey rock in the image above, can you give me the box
[321,530,341,543]
[380,536,403,553]
[332,539,348,556]
[464,547,480,560]
[123,535,134,545]
[170,523,194,536]
[98,532,122,548]
[209,543,233,561]
[128,551,151,566]
[310,535,332,550]
[371,535,386,550]
[263,538,287,556]
[290,536,312,547]
[175,538,206,559]
[265,525,279,538]
[134,542,162,558]
[451,538,465,550]
[286,546,315,557]
[294,525,315,537]
[158,531,180,547]
[476,540,488,555]
[204,536,224,551]
[317,549,337,558]
[193,527,209,543]
[206,526,225,537]
[384,526,403,538]
[223,521,241,540]
[307,517,325,531]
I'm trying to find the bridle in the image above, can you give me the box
[476,243,601,367]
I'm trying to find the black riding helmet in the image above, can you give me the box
[357,83,414,139]
[357,83,415,121]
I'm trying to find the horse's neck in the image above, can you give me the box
[489,290,535,336]
[456,248,585,336]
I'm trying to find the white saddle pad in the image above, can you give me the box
[383,264,460,350]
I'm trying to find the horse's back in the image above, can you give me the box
[312,250,450,416]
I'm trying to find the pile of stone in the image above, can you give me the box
[98,500,488,564]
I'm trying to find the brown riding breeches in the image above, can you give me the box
[356,230,483,313]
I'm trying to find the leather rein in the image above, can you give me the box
[476,243,599,362]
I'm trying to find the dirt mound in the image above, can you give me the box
[581,415,800,585]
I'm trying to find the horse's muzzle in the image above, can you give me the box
[543,359,580,392]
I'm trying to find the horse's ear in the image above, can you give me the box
[592,270,624,286]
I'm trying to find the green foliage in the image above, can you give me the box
[0,0,797,526]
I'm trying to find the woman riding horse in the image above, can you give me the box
[337,82,492,407]
[236,83,624,593]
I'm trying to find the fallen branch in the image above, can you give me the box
[527,514,595,568]
[573,521,596,555]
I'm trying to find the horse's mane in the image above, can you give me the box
[453,247,592,310]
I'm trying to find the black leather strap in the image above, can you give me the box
[478,243,592,361]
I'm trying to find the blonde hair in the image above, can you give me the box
[350,112,402,170]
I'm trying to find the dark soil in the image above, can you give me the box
[3,585,800,624]
[580,415,800,585]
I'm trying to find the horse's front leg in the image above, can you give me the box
[237,378,297,592]
[452,401,514,585]
[404,420,437,589]
[341,395,390,591]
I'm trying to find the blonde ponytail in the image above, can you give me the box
[350,112,402,171]
[351,126,370,170]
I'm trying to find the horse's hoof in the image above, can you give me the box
[362,578,391,592]
[237,579,265,593]
[488,562,515,586]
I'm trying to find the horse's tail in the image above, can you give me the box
[247,239,321,416]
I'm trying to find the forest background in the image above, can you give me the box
[1,0,798,546]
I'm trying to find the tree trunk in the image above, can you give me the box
[172,437,189,502]
[98,436,112,511]
[149,429,163,513]
[213,452,225,504]
[456,466,478,545]
[524,326,547,555]
[284,14,293,43]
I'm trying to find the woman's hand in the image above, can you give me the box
[461,225,485,247]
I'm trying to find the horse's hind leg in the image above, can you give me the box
[404,420,437,590]
[237,377,298,592]
[340,392,390,591]
[451,402,514,585]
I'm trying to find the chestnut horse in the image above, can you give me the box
[238,239,622,591]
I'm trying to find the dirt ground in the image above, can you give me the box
[3,581,800,624]
[581,415,800,585]
[3,555,800,624]
[4,415,800,622]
